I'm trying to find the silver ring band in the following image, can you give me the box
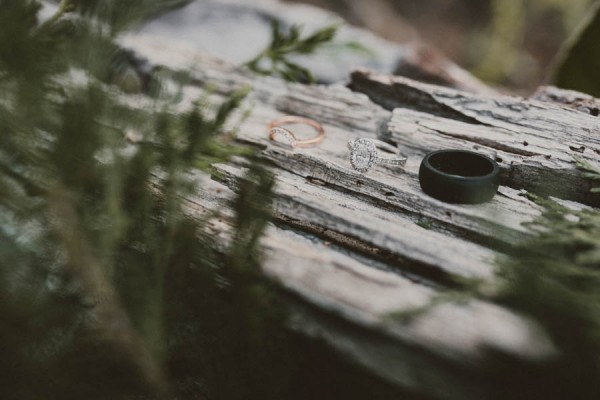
[348,138,407,173]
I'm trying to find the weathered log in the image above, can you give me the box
[214,162,497,282]
[231,116,542,249]
[121,37,545,250]
[350,68,600,206]
[186,172,554,399]
[531,85,600,116]
[121,13,600,400]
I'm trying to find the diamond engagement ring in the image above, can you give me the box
[348,138,407,173]
[268,116,325,148]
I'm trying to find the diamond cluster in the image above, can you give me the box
[269,127,296,146]
[349,138,377,173]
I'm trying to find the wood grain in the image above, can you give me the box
[351,68,600,206]
[122,29,599,399]
[185,173,554,399]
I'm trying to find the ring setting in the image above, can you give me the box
[348,138,407,173]
[268,116,325,148]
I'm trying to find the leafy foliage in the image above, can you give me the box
[489,188,600,398]
[245,20,338,83]
[0,1,278,399]
[576,157,600,193]
[0,2,421,399]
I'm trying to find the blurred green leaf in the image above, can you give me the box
[245,21,338,83]
[576,157,600,192]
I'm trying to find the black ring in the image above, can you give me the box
[419,150,500,204]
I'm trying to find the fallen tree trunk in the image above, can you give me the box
[117,5,600,398]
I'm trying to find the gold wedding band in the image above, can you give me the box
[267,116,325,148]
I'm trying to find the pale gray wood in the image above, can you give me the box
[229,102,543,248]
[213,162,497,282]
[121,25,599,399]
[122,35,556,248]
[531,85,600,115]
[350,68,600,206]
[386,107,597,206]
[184,172,553,400]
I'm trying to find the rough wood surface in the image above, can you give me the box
[122,18,600,400]
[186,172,553,399]
[214,162,497,282]
[350,68,600,206]
[531,85,600,116]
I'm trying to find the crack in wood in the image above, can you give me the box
[120,32,595,398]
[349,69,486,125]
[423,126,538,157]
